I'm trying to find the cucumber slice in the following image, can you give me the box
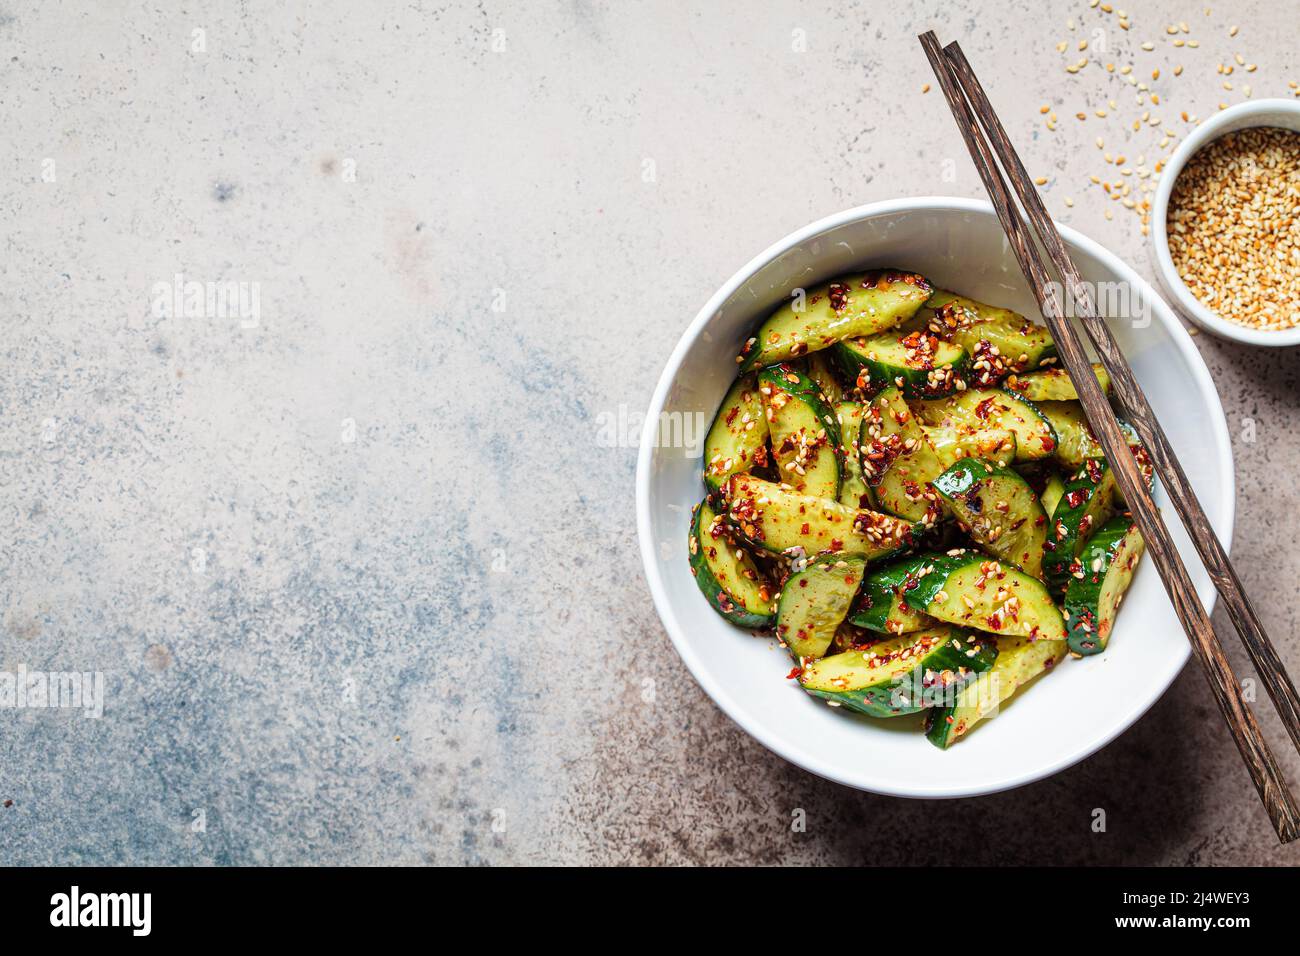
[925,632,1067,748]
[759,365,841,499]
[800,626,997,717]
[881,550,1067,642]
[932,458,1049,580]
[1064,516,1144,656]
[915,388,1058,462]
[833,324,969,399]
[723,474,917,560]
[1035,400,1100,469]
[848,559,939,634]
[1044,458,1118,595]
[1008,363,1110,402]
[833,400,874,510]
[1040,473,1066,518]
[737,270,933,372]
[802,352,844,405]
[919,291,1057,379]
[861,387,946,526]
[702,374,770,493]
[1034,401,1155,498]
[1114,427,1156,506]
[923,425,1018,469]
[688,501,776,628]
[776,553,866,660]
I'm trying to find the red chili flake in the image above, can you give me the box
[830,538,844,550]
[828,284,849,312]
[799,578,809,587]
[1041,435,1056,452]
[1065,489,1088,508]
[786,666,804,680]
[725,406,740,426]
[973,396,998,421]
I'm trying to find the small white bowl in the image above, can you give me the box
[1151,98,1300,346]
[637,197,1234,798]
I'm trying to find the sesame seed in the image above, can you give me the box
[1166,128,1300,332]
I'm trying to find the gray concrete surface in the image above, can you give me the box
[1,0,1298,865]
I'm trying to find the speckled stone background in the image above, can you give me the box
[1,0,1297,865]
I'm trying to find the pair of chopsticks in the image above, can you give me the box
[920,32,1300,844]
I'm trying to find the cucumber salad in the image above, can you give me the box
[689,270,1154,748]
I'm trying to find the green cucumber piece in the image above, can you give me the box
[777,553,866,660]
[702,374,769,493]
[1064,516,1145,656]
[861,387,946,526]
[723,474,917,560]
[759,365,841,499]
[915,388,1058,462]
[925,632,1067,748]
[688,501,776,628]
[1043,458,1118,595]
[1008,363,1110,402]
[737,270,932,372]
[1035,400,1100,469]
[833,400,874,510]
[1035,401,1155,497]
[881,550,1067,642]
[1040,473,1066,518]
[848,559,939,634]
[803,352,844,405]
[923,425,1017,469]
[932,458,1049,580]
[833,324,969,399]
[919,291,1057,382]
[800,626,997,717]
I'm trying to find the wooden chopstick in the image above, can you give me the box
[919,31,1300,844]
[942,40,1300,764]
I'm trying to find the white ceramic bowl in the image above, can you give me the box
[1151,98,1300,346]
[637,197,1234,798]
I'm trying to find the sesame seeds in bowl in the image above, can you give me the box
[1151,99,1300,346]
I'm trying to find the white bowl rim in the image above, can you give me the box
[636,195,1236,798]
[1150,98,1300,347]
